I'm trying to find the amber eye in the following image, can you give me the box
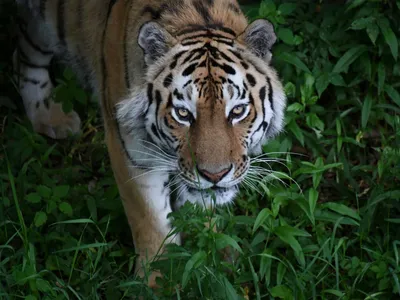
[229,104,247,121]
[232,105,245,115]
[174,107,193,123]
[177,107,189,118]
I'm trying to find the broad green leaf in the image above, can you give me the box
[278,3,297,15]
[278,28,295,45]
[26,193,42,204]
[59,202,73,217]
[366,24,379,45]
[37,185,52,198]
[385,85,400,107]
[270,285,293,300]
[350,17,375,30]
[322,202,361,220]
[34,212,47,227]
[316,73,329,96]
[329,73,347,87]
[182,251,206,288]
[377,62,386,95]
[62,100,73,114]
[378,19,398,60]
[345,0,366,11]
[286,103,303,112]
[215,233,243,253]
[53,185,70,198]
[332,45,368,73]
[287,121,304,146]
[361,94,373,128]
[278,52,311,74]
[253,208,271,234]
[36,278,51,292]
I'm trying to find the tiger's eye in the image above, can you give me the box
[232,105,244,115]
[177,108,189,118]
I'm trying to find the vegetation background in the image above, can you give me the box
[1,0,400,299]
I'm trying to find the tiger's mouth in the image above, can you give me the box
[186,185,236,193]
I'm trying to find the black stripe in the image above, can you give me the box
[177,25,236,37]
[19,58,49,69]
[18,24,53,55]
[102,1,139,170]
[57,0,66,43]
[267,77,274,112]
[124,1,134,89]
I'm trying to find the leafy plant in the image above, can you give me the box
[1,0,399,299]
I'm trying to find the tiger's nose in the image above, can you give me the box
[197,165,232,184]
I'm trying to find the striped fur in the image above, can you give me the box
[14,0,286,287]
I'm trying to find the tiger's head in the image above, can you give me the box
[118,20,286,207]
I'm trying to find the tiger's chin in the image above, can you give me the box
[174,183,239,209]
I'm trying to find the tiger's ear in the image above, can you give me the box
[138,22,175,65]
[239,19,276,63]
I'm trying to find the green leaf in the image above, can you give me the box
[223,277,239,300]
[73,88,88,105]
[385,85,400,107]
[270,285,293,300]
[332,45,368,73]
[253,208,271,233]
[329,73,347,87]
[215,233,243,253]
[378,19,398,60]
[377,62,386,95]
[350,17,375,30]
[278,52,311,74]
[278,3,297,15]
[26,193,42,204]
[278,28,295,45]
[287,121,304,146]
[53,185,70,198]
[59,202,73,217]
[316,73,329,96]
[37,185,52,198]
[308,188,318,215]
[182,251,206,288]
[361,94,373,128]
[286,103,303,112]
[345,0,366,11]
[322,202,361,220]
[24,296,37,300]
[366,24,379,45]
[36,278,51,292]
[62,100,73,114]
[34,212,47,227]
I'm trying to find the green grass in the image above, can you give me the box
[1,0,400,299]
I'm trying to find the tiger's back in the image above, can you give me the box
[14,0,286,287]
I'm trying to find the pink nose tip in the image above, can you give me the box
[197,166,231,183]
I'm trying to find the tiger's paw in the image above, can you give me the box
[31,101,81,139]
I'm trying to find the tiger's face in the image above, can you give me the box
[118,20,286,207]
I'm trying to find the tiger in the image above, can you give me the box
[14,0,286,287]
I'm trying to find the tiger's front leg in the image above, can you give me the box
[104,129,180,288]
